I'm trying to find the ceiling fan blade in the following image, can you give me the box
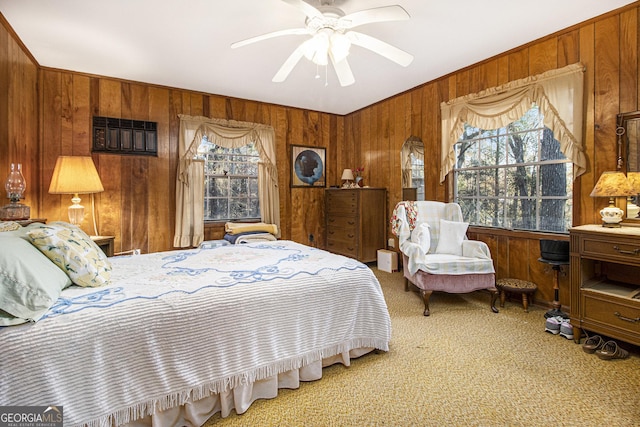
[347,31,413,67]
[330,54,355,87]
[272,40,309,83]
[231,28,309,49]
[281,0,323,20]
[339,5,410,29]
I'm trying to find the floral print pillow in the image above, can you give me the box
[27,222,112,287]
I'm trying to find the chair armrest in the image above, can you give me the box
[462,240,492,259]
[400,241,423,258]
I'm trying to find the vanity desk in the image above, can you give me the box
[569,225,640,346]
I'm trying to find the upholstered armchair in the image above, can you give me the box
[391,201,498,316]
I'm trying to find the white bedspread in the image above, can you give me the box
[0,241,391,427]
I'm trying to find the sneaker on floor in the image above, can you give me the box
[559,319,574,340]
[545,316,563,334]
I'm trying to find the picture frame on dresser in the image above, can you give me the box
[291,145,326,188]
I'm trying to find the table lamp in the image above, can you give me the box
[341,168,354,188]
[589,171,634,227]
[0,163,30,220]
[49,156,104,228]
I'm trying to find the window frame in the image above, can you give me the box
[200,140,261,222]
[452,106,573,233]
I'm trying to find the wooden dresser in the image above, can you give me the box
[569,225,640,346]
[325,188,386,263]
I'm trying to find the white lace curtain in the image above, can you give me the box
[440,62,586,183]
[174,114,280,248]
[401,137,424,188]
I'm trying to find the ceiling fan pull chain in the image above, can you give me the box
[315,63,320,79]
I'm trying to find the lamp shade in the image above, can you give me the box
[589,171,633,198]
[49,156,104,226]
[341,168,354,181]
[626,171,640,193]
[49,156,104,194]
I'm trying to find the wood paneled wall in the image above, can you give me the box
[35,74,343,254]
[1,3,639,308]
[0,14,38,212]
[340,4,640,308]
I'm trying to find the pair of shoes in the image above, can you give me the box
[545,316,563,334]
[545,316,573,339]
[595,341,630,360]
[559,319,573,340]
[545,316,564,334]
[582,335,604,354]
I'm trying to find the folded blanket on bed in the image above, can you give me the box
[225,222,278,235]
[224,232,277,244]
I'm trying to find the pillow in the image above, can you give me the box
[0,234,72,325]
[434,219,469,256]
[27,222,112,288]
[410,223,431,255]
[0,222,43,240]
[0,221,20,232]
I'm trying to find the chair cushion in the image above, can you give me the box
[421,253,495,275]
[496,278,537,293]
[435,219,468,255]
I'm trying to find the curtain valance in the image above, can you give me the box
[440,63,586,183]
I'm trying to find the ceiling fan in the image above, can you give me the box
[230,0,414,87]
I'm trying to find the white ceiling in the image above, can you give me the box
[0,0,635,115]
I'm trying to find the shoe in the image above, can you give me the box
[559,319,573,340]
[582,335,604,354]
[545,316,563,334]
[595,340,630,360]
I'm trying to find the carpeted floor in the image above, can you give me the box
[205,268,640,426]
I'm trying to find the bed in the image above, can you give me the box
[0,222,391,427]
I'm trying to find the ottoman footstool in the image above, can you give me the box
[496,278,537,312]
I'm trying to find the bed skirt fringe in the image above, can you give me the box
[82,339,387,427]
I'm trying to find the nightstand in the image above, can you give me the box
[91,235,115,257]
[16,218,47,226]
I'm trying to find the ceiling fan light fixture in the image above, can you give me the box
[234,0,412,85]
[330,32,351,63]
[303,31,331,65]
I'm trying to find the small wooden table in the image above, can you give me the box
[496,278,538,313]
[91,235,115,257]
[538,258,569,319]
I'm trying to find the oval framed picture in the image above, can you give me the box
[291,145,326,187]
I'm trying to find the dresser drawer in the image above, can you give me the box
[326,236,357,257]
[326,191,358,214]
[327,226,356,241]
[582,237,640,264]
[326,216,357,229]
[583,292,640,335]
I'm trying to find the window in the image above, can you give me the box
[410,153,425,201]
[453,105,572,233]
[198,137,260,221]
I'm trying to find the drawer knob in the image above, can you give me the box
[614,312,640,323]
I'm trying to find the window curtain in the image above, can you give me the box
[401,137,424,188]
[174,114,280,248]
[440,62,586,183]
